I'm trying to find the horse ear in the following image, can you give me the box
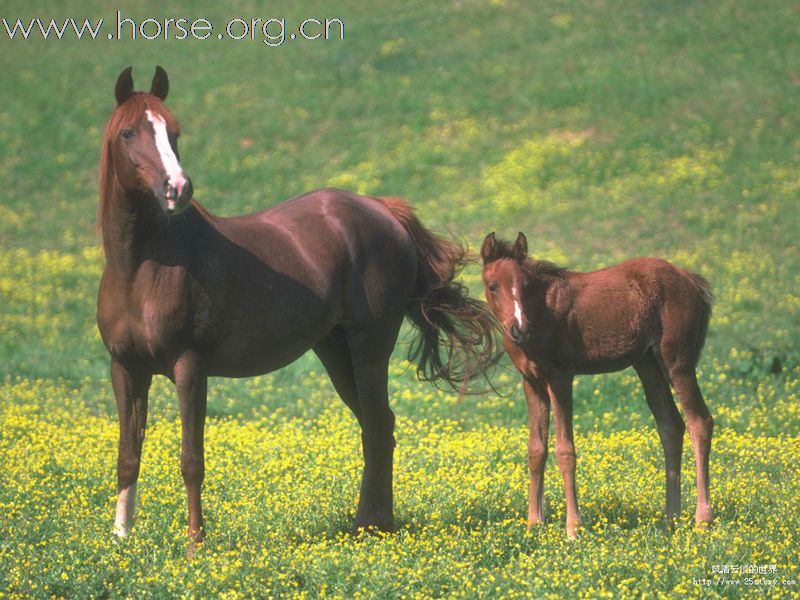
[480,232,497,263]
[115,66,134,105]
[513,231,528,261]
[150,66,169,100]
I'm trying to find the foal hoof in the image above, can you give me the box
[694,514,714,531]
[566,520,584,539]
[113,524,130,539]
[526,513,546,531]
[185,541,203,560]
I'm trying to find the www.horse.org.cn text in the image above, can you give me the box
[1,12,345,47]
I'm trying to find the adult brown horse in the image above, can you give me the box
[480,232,713,537]
[97,66,497,547]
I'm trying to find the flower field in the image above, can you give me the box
[2,365,799,598]
[1,244,798,597]
[1,0,799,597]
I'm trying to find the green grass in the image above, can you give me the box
[1,0,799,597]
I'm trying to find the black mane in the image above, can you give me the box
[488,239,569,280]
[521,258,569,280]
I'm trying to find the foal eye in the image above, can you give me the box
[120,129,135,140]
[487,282,498,293]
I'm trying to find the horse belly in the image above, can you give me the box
[206,292,337,377]
[567,297,653,374]
[572,351,646,375]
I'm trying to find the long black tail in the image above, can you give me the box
[377,197,501,391]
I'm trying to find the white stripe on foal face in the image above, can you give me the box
[512,285,523,327]
[113,483,137,538]
[145,109,186,204]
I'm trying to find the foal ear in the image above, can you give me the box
[512,231,528,261]
[114,66,134,105]
[480,232,497,263]
[150,65,169,101]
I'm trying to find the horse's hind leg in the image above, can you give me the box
[344,320,401,533]
[634,349,685,523]
[111,360,152,538]
[313,325,362,426]
[661,344,714,525]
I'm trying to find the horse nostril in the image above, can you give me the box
[180,177,193,202]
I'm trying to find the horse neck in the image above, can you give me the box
[100,182,164,278]
[524,270,569,320]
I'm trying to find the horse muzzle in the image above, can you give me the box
[163,176,193,214]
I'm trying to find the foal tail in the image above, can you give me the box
[684,269,713,364]
[376,197,501,391]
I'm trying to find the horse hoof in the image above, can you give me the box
[185,527,205,558]
[353,515,395,535]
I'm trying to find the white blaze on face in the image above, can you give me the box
[145,109,186,209]
[113,483,137,538]
[512,285,523,328]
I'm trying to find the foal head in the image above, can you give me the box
[480,232,532,345]
[101,66,192,215]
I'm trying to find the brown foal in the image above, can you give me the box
[481,232,713,537]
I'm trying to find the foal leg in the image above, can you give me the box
[523,377,550,527]
[548,374,583,538]
[174,352,208,548]
[634,350,685,523]
[313,325,362,426]
[345,324,398,533]
[111,360,152,537]
[664,356,713,525]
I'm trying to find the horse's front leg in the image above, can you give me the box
[548,374,583,538]
[111,359,152,538]
[174,352,208,549]
[523,376,550,527]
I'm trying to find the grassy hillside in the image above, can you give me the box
[1,1,798,597]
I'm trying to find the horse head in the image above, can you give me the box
[104,66,192,214]
[480,231,532,345]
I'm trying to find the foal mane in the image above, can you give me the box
[487,240,569,281]
[98,93,181,237]
[521,259,569,281]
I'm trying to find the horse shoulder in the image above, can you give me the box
[99,260,196,361]
[544,276,574,315]
[97,268,130,353]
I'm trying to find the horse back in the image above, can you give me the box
[548,258,709,373]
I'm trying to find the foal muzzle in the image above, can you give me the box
[508,322,530,345]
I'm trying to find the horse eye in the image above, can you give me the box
[487,282,498,293]
[120,129,135,140]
